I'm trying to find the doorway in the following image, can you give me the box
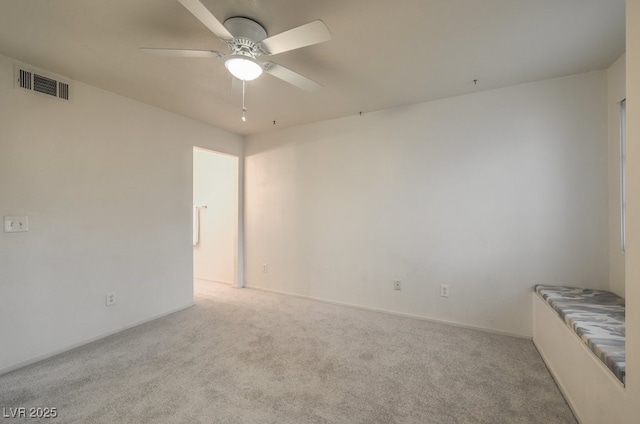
[193,147,240,289]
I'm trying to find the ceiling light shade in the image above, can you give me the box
[224,55,263,81]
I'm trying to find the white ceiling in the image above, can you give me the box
[0,0,625,135]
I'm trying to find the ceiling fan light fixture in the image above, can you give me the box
[224,55,263,81]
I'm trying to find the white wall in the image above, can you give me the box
[193,148,239,284]
[608,55,626,297]
[0,54,242,373]
[245,72,609,337]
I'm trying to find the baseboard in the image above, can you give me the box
[194,277,233,285]
[0,302,194,377]
[244,284,530,340]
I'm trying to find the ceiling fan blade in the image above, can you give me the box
[264,62,322,93]
[260,20,331,55]
[177,0,233,41]
[140,48,223,58]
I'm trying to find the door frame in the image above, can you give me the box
[193,146,243,288]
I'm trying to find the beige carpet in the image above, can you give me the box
[0,280,576,423]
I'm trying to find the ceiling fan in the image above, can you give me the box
[141,0,331,120]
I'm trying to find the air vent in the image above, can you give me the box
[59,82,69,100]
[34,74,57,97]
[18,69,32,90]
[14,63,71,102]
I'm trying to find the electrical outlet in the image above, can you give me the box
[394,280,401,291]
[262,263,268,273]
[106,292,116,306]
[4,215,29,233]
[440,284,450,298]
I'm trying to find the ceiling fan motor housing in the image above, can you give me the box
[224,17,268,57]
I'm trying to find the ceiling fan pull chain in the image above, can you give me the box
[241,79,247,122]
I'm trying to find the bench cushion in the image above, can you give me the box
[534,285,625,384]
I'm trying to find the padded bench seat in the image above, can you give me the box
[534,285,626,384]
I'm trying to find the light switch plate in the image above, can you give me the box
[4,215,29,233]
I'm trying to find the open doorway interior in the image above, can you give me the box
[193,147,239,294]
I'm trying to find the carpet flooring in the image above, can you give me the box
[0,280,576,423]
